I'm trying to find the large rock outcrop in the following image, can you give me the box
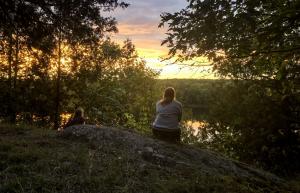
[62,124,292,192]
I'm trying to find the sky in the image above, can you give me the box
[107,0,216,79]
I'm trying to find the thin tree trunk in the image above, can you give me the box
[13,31,19,89]
[54,32,62,129]
[7,33,15,123]
[53,1,63,130]
[9,32,19,123]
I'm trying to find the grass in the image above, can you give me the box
[0,123,298,193]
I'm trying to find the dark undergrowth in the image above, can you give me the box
[0,123,299,193]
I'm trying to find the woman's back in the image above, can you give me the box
[153,100,182,129]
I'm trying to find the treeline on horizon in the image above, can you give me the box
[0,37,159,128]
[0,0,299,176]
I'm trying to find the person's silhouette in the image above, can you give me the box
[152,87,182,143]
[64,108,85,129]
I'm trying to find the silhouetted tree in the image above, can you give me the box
[160,0,300,174]
[0,0,128,128]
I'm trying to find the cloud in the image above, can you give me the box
[113,0,187,26]
[116,23,165,37]
[108,0,188,42]
[106,0,215,78]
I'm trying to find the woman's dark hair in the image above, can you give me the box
[74,107,84,118]
[160,87,175,106]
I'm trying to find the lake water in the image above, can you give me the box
[184,120,208,135]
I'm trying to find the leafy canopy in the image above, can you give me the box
[160,0,300,79]
[0,0,129,50]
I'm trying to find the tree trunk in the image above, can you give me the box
[54,32,62,130]
[7,33,15,123]
[13,31,19,90]
[10,32,19,123]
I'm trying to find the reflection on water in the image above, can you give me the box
[58,113,72,131]
[183,119,219,145]
[184,120,208,135]
[61,113,72,124]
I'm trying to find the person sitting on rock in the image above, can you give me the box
[152,87,182,143]
[64,107,86,129]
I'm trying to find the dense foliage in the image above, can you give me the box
[0,0,159,130]
[160,0,300,174]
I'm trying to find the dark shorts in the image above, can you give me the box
[152,127,181,143]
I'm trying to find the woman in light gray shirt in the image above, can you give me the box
[153,87,182,143]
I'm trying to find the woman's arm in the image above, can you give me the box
[178,111,182,122]
[63,118,72,129]
[178,103,182,122]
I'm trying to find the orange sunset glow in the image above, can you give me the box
[107,0,217,79]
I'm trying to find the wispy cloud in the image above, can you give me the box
[110,0,187,47]
[107,0,215,79]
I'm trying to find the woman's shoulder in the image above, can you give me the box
[173,100,182,107]
[156,100,163,106]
